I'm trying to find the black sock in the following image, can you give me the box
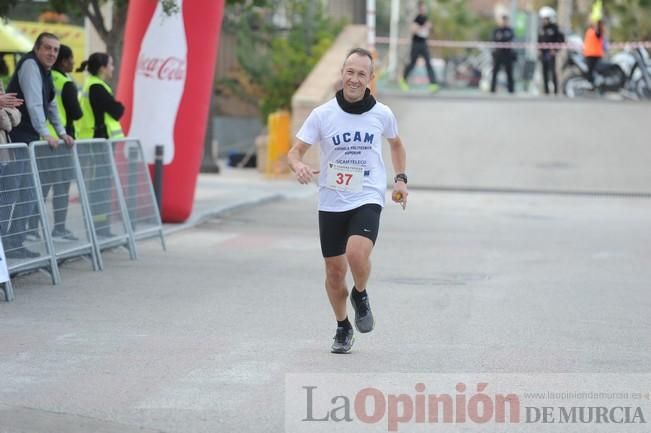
[351,287,367,301]
[337,317,352,330]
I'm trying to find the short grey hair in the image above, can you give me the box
[34,32,59,50]
[343,47,374,74]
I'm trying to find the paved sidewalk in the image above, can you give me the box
[164,166,315,235]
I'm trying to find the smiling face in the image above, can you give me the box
[35,37,60,70]
[341,53,374,103]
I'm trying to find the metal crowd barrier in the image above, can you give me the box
[110,138,166,250]
[1,240,13,301]
[30,142,100,271]
[1,137,165,301]
[1,279,13,302]
[0,143,60,285]
[75,139,137,264]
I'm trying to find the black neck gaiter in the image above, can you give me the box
[336,88,376,114]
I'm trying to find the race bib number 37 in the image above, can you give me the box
[326,162,364,192]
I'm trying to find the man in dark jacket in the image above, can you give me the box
[4,32,74,258]
[538,8,565,94]
[491,15,515,94]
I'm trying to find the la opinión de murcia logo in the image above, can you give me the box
[136,56,186,81]
[300,383,648,432]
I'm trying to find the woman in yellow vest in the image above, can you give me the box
[76,53,124,238]
[583,20,605,85]
[28,44,83,242]
[77,53,124,140]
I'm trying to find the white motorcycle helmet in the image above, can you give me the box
[539,6,556,22]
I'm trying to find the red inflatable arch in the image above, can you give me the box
[117,0,225,222]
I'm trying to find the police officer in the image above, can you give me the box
[538,7,565,95]
[491,15,515,94]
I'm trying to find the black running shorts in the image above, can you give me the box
[318,203,382,257]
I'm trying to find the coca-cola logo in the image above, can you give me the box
[137,55,186,81]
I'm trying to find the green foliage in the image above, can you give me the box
[259,29,336,121]
[608,0,651,41]
[229,0,343,122]
[428,0,494,57]
[430,0,495,40]
[567,0,651,41]
[0,0,18,18]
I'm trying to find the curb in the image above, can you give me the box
[163,193,286,236]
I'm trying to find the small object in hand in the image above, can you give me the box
[392,191,406,210]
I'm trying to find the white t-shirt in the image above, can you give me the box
[296,97,399,212]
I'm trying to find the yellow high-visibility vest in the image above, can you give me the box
[46,69,73,137]
[77,74,124,139]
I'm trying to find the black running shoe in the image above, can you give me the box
[350,291,375,333]
[52,228,79,242]
[331,327,354,354]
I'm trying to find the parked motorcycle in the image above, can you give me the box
[561,49,626,97]
[561,36,651,99]
[629,47,651,99]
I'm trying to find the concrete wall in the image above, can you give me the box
[381,95,651,194]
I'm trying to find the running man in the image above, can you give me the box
[400,0,439,92]
[288,48,409,354]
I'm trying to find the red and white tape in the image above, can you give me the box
[375,36,651,50]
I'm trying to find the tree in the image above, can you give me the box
[1,0,133,87]
[2,0,246,88]
[0,1,19,18]
[428,0,494,58]
[223,0,344,121]
[46,0,186,87]
[46,0,129,87]
[608,0,651,41]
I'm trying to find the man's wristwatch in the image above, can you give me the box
[394,173,408,184]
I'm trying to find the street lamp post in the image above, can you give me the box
[387,0,401,79]
[366,0,378,93]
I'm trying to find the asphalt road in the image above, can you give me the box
[1,189,650,433]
